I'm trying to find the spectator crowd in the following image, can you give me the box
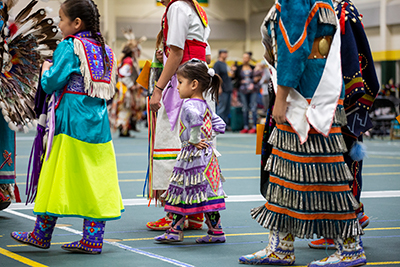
[214,50,272,133]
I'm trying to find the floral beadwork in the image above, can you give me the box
[72,33,113,83]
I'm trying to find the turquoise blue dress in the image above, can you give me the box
[34,37,124,221]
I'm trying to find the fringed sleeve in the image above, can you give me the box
[41,39,81,95]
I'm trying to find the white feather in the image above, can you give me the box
[8,122,18,131]
[11,20,36,41]
[36,44,47,50]
[38,50,53,57]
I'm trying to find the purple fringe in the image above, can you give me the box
[25,124,46,204]
[185,184,207,195]
[45,94,55,161]
[168,185,184,196]
[173,166,204,175]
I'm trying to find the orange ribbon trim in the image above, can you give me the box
[264,202,357,221]
[269,175,351,193]
[272,148,345,164]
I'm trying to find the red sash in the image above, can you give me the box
[181,39,207,63]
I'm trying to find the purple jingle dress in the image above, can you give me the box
[164,98,226,215]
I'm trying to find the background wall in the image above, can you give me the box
[10,0,400,86]
[100,0,274,63]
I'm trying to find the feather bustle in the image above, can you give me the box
[0,0,59,131]
[14,0,38,23]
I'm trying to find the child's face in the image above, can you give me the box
[177,75,194,99]
[58,8,79,38]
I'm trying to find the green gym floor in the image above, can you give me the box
[1,126,400,267]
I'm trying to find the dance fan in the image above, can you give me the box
[0,0,59,132]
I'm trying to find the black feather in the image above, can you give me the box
[36,25,58,42]
[20,8,46,26]
[0,0,61,130]
[38,38,60,50]
[34,18,53,29]
[15,0,38,23]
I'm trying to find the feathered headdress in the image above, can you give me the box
[0,0,59,132]
[121,28,146,58]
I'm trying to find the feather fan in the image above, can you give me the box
[0,0,60,131]
[20,8,46,26]
[14,0,38,23]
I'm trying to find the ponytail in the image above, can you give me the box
[177,60,221,103]
[209,74,222,103]
[155,29,163,50]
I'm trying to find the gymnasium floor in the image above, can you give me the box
[1,127,400,267]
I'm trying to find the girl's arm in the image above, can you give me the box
[212,113,226,134]
[41,61,53,76]
[150,2,189,112]
[41,39,81,95]
[189,126,209,149]
[149,45,183,112]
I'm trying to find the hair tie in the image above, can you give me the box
[208,68,215,77]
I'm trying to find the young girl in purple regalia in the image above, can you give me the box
[154,59,227,243]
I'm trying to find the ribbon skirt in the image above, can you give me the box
[252,105,363,239]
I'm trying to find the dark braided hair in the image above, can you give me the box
[177,60,221,103]
[61,0,111,78]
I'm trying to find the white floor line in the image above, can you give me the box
[4,210,195,267]
[8,190,400,211]
[361,190,400,198]
[369,151,400,156]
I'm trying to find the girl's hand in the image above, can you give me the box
[41,61,53,76]
[156,49,163,63]
[272,97,288,124]
[150,88,162,112]
[190,140,209,150]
